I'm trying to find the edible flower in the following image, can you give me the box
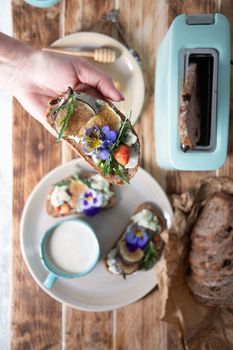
[78,189,103,216]
[82,125,117,161]
[125,225,149,251]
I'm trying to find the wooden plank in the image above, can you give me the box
[218,0,233,177]
[65,309,113,350]
[166,0,219,194]
[81,0,114,32]
[115,1,170,349]
[11,1,62,349]
[62,1,115,349]
[118,0,168,189]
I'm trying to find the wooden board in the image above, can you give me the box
[10,0,233,349]
[11,1,62,349]
[61,1,114,350]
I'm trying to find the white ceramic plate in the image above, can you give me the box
[20,159,172,311]
[51,32,145,125]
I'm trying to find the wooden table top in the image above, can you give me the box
[11,0,233,349]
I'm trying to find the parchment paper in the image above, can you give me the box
[158,177,233,350]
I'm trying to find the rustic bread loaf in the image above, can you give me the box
[191,192,233,238]
[187,192,233,306]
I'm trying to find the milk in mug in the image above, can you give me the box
[46,221,99,274]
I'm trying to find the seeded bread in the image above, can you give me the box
[187,192,233,306]
[179,63,201,151]
[46,92,140,185]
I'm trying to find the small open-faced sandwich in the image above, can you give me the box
[46,171,116,217]
[46,87,140,185]
[105,202,166,277]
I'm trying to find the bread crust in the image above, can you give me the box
[46,92,140,185]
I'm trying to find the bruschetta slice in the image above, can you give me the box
[105,202,166,277]
[46,87,140,185]
[46,171,116,217]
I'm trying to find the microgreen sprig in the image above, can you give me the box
[54,179,71,187]
[49,93,76,143]
[56,94,76,143]
[72,173,92,187]
[141,241,158,270]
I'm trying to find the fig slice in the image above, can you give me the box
[54,100,95,137]
[85,104,122,132]
[119,241,144,264]
[118,258,139,275]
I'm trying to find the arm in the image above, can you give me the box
[0,33,124,133]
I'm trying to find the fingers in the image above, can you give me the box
[72,58,125,102]
[74,83,104,99]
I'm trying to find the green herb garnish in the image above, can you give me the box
[113,118,131,149]
[72,173,92,187]
[49,93,76,143]
[141,242,158,270]
[54,179,71,187]
[99,156,130,184]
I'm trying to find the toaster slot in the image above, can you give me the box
[180,48,218,152]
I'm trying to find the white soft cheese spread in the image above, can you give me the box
[131,209,161,231]
[69,135,81,143]
[106,248,121,275]
[125,144,139,169]
[50,185,71,208]
[91,174,109,192]
[124,129,137,146]
[90,174,113,207]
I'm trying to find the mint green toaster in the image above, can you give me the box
[155,14,230,170]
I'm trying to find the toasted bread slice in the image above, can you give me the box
[179,63,201,151]
[46,171,117,218]
[105,202,166,277]
[46,89,140,185]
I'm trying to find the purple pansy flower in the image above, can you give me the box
[82,125,118,161]
[78,189,103,216]
[125,225,149,252]
[102,126,117,143]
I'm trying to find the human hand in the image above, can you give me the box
[0,34,124,134]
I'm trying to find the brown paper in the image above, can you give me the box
[158,177,233,350]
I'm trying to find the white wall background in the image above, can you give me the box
[0,1,12,349]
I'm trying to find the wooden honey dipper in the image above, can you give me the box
[44,47,116,63]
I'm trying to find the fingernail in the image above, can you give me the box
[119,92,125,100]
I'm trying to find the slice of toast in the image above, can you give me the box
[105,202,166,277]
[46,171,117,218]
[179,63,201,151]
[46,89,140,185]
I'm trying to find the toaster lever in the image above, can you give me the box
[186,14,214,25]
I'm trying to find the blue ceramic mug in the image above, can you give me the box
[24,0,60,8]
[40,219,100,289]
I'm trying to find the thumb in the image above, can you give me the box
[72,58,125,102]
